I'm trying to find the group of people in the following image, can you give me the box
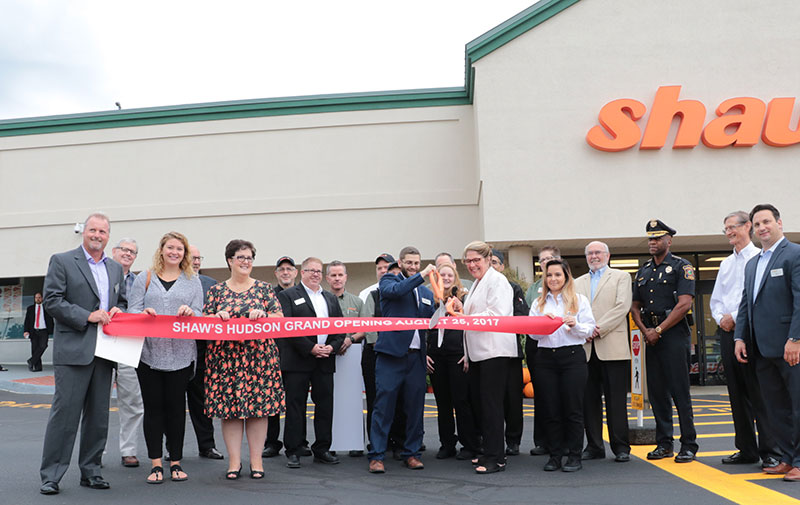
[33,203,800,494]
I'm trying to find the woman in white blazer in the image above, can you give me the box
[529,259,595,473]
[459,241,514,474]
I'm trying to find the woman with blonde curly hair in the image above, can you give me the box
[128,231,203,484]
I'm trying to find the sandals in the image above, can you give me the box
[226,465,242,480]
[475,463,506,474]
[250,466,265,479]
[146,466,164,484]
[170,464,188,482]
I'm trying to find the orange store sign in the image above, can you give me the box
[586,85,800,152]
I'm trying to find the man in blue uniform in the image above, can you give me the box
[629,219,698,463]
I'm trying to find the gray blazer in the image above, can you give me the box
[43,246,127,366]
[735,238,800,358]
[128,271,202,371]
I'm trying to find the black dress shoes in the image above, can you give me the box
[762,456,781,469]
[722,451,758,465]
[581,450,605,460]
[298,445,313,457]
[543,456,562,471]
[80,476,110,489]
[286,454,301,469]
[436,446,457,459]
[505,443,520,456]
[349,450,364,457]
[0,365,8,372]
[456,449,477,461]
[674,450,696,463]
[562,456,582,472]
[40,481,59,495]
[615,453,631,463]
[646,446,674,460]
[314,451,340,464]
[530,446,548,456]
[262,445,280,458]
[27,359,34,371]
[200,447,224,460]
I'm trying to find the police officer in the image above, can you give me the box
[630,219,699,463]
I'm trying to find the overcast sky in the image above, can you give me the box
[0,0,535,120]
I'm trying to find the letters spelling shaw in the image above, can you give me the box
[586,85,800,152]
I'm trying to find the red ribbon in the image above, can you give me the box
[102,313,564,341]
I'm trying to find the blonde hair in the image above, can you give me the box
[462,240,492,261]
[152,231,194,278]
[437,262,468,301]
[537,259,578,314]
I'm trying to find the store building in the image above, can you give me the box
[1,0,799,378]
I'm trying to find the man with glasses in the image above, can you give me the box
[575,241,633,463]
[710,212,780,469]
[525,245,560,456]
[111,238,143,468]
[277,257,345,469]
[367,247,435,473]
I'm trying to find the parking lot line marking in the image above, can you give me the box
[696,450,738,457]
[697,433,736,438]
[736,473,788,481]
[629,446,800,505]
[628,412,733,421]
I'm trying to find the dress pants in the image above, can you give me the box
[471,357,510,467]
[754,350,800,467]
[136,362,193,460]
[283,368,334,456]
[362,343,406,449]
[719,329,779,461]
[187,343,216,452]
[583,345,630,456]
[429,352,479,452]
[525,339,546,449]
[535,346,587,459]
[29,329,49,370]
[504,357,524,447]
[645,330,698,452]
[41,357,114,483]
[115,364,144,457]
[368,351,425,461]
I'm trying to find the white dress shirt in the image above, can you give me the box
[709,242,759,326]
[302,282,329,345]
[358,282,379,302]
[528,292,595,348]
[753,237,785,302]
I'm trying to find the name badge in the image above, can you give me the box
[771,268,784,277]
[421,298,432,306]
[294,298,306,305]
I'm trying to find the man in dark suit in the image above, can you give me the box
[39,213,127,495]
[24,292,54,372]
[734,203,800,481]
[277,257,345,469]
[367,246,436,474]
[183,245,223,460]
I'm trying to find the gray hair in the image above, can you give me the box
[115,237,138,250]
[326,260,346,275]
[84,212,110,231]
[584,241,610,255]
[724,210,753,239]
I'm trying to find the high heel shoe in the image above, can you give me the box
[250,466,265,479]
[225,465,242,480]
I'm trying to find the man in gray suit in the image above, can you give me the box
[39,213,127,495]
[735,203,800,481]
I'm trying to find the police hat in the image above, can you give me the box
[276,256,295,268]
[375,253,395,264]
[646,219,677,238]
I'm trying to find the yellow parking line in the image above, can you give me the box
[696,450,737,457]
[694,421,733,426]
[736,473,788,481]
[629,445,800,505]
[697,433,736,439]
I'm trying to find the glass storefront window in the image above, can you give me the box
[0,277,45,339]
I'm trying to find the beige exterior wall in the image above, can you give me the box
[0,105,480,291]
[472,0,800,256]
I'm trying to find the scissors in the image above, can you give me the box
[428,270,463,324]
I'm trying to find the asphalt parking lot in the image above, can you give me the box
[1,366,798,505]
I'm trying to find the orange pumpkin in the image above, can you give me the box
[523,382,534,398]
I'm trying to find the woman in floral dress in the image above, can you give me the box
[204,239,284,480]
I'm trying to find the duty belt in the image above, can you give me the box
[644,312,667,328]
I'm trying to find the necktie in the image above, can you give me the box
[36,304,42,328]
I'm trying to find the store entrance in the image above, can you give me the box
[692,280,725,386]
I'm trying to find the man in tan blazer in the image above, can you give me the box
[574,241,632,463]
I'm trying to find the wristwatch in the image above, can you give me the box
[790,337,800,343]
[655,326,663,335]
[348,336,356,344]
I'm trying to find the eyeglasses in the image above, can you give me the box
[116,247,138,256]
[193,256,204,262]
[303,269,323,275]
[464,258,484,265]
[277,266,296,273]
[723,223,745,233]
[234,256,254,263]
[586,250,606,257]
